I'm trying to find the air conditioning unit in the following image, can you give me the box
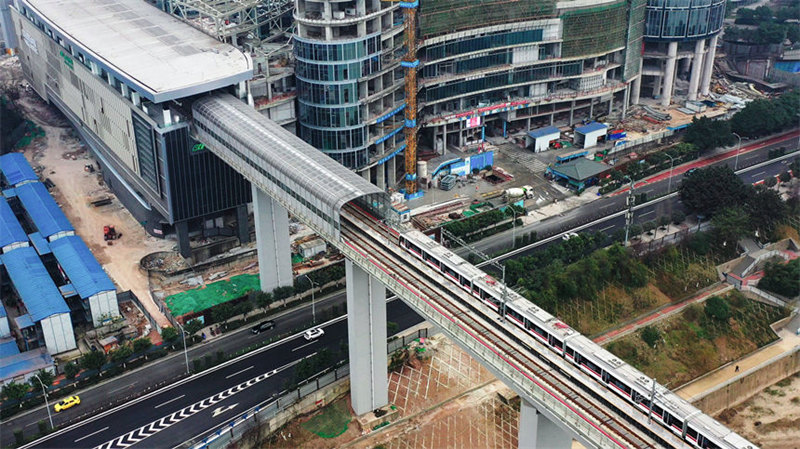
[345,8,356,15]
[333,10,345,19]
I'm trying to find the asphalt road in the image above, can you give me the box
[464,133,800,258]
[20,299,422,449]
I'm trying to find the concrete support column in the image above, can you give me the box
[519,401,572,449]
[700,36,718,96]
[236,204,250,244]
[175,221,191,258]
[388,156,397,187]
[568,100,575,125]
[252,185,292,292]
[346,259,388,415]
[688,39,705,101]
[631,75,642,105]
[661,41,678,107]
[376,162,386,191]
[361,167,371,183]
[622,85,629,120]
[588,99,594,119]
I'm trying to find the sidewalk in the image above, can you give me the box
[592,283,733,345]
[612,129,800,196]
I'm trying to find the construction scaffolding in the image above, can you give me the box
[559,1,628,59]
[418,0,556,39]
[401,1,420,198]
[168,0,293,46]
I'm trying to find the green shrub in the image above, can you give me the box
[641,326,661,347]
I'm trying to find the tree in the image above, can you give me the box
[684,116,734,152]
[110,345,133,362]
[711,207,751,245]
[64,362,80,380]
[273,286,295,302]
[779,171,792,183]
[184,319,204,336]
[640,326,661,348]
[81,351,107,374]
[161,327,179,346]
[758,259,800,297]
[705,296,731,322]
[658,215,671,229]
[765,176,778,188]
[30,369,54,389]
[680,166,750,217]
[747,188,788,239]
[253,291,273,312]
[671,210,686,225]
[212,303,235,323]
[2,382,29,406]
[132,338,152,354]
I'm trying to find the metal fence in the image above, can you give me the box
[119,290,162,333]
[184,328,428,449]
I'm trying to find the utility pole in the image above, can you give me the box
[623,177,635,246]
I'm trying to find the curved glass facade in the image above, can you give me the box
[294,34,382,169]
[644,0,724,40]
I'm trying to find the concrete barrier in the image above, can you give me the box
[688,348,800,415]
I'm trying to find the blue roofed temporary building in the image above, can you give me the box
[0,153,38,187]
[0,348,55,387]
[0,197,28,254]
[14,182,74,242]
[0,338,20,358]
[574,122,608,149]
[526,126,561,153]
[430,151,495,178]
[50,235,119,326]
[0,247,76,354]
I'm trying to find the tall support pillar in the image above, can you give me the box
[376,162,386,190]
[631,74,642,105]
[519,401,572,449]
[346,260,388,415]
[175,221,191,258]
[568,100,575,125]
[700,35,718,96]
[362,168,371,183]
[236,204,250,244]
[388,156,397,187]
[661,41,678,106]
[252,185,292,292]
[688,39,705,101]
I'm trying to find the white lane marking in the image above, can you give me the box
[638,210,655,217]
[154,395,185,409]
[599,203,614,209]
[212,403,239,418]
[74,426,109,443]
[599,225,616,232]
[225,366,254,380]
[291,341,317,352]
[751,171,766,177]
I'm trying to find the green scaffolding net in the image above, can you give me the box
[419,0,556,39]
[560,1,628,59]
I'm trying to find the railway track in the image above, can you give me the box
[340,205,662,449]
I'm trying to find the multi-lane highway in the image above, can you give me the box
[19,300,423,449]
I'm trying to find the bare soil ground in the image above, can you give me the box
[718,373,800,449]
[2,56,173,336]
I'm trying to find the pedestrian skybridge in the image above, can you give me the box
[192,94,390,242]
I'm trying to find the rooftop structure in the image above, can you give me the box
[14,182,74,241]
[1,247,69,322]
[49,235,115,299]
[0,153,38,187]
[0,197,28,252]
[19,0,253,103]
[0,347,54,387]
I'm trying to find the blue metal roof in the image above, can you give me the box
[0,338,20,358]
[0,198,27,248]
[1,247,70,322]
[50,235,115,299]
[0,153,38,187]
[14,182,74,239]
[15,314,34,328]
[28,232,52,255]
[0,301,6,318]
[575,121,608,134]
[0,348,53,381]
[528,126,561,139]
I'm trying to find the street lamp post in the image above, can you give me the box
[32,374,53,430]
[510,207,519,249]
[733,132,742,171]
[175,321,190,375]
[665,153,675,194]
[303,275,317,325]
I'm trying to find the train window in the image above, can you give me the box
[608,375,632,395]
[565,346,575,357]
[686,427,698,441]
[665,413,682,429]
[444,265,458,279]
[423,252,440,268]
[699,436,721,449]
[551,338,563,350]
[507,308,524,323]
[651,404,664,418]
[460,276,470,288]
[582,359,601,377]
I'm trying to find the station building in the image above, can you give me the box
[9,0,255,256]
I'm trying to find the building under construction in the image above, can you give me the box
[291,0,648,195]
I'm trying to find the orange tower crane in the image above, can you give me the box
[399,0,421,198]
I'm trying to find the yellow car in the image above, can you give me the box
[54,395,80,412]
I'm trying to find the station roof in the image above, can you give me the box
[528,126,561,139]
[575,121,608,135]
[0,348,53,382]
[0,246,70,322]
[14,182,74,239]
[0,153,37,187]
[19,0,253,103]
[50,235,115,298]
[0,198,28,248]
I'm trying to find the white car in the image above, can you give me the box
[303,328,324,340]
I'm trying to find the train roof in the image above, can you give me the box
[404,229,485,279]
[690,414,755,448]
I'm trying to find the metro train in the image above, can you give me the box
[397,228,755,449]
